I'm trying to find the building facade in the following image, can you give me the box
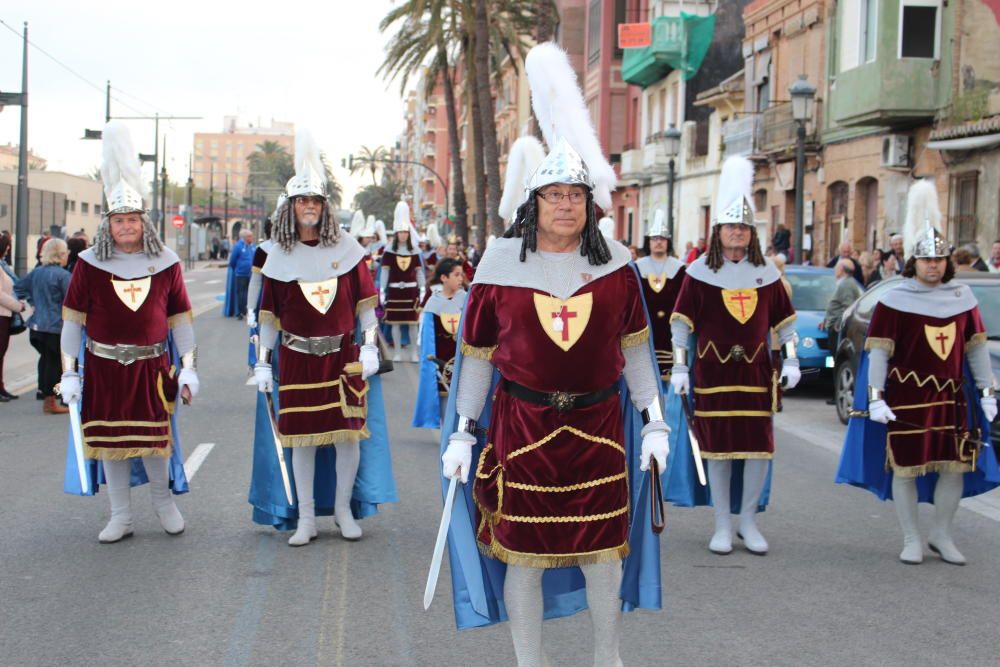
[192,117,294,196]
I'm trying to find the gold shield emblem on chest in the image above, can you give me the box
[299,277,339,315]
[396,255,412,272]
[532,292,593,352]
[646,272,667,293]
[111,277,151,312]
[721,288,758,325]
[438,311,461,336]
[924,322,957,361]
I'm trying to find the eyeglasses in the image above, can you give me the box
[537,190,587,205]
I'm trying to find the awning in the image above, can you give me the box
[927,133,1000,151]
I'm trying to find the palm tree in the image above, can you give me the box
[350,145,392,186]
[246,140,294,189]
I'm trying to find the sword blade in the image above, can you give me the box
[69,400,89,494]
[423,477,459,610]
[680,395,708,486]
[264,392,295,506]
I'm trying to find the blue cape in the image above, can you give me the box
[412,311,443,429]
[248,335,399,529]
[835,351,999,501]
[223,265,240,317]
[661,335,772,513]
[64,331,189,496]
[438,269,662,631]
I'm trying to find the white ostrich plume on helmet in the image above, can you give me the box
[598,216,615,240]
[350,209,365,236]
[499,135,547,221]
[393,200,411,233]
[714,156,755,226]
[286,128,327,198]
[374,219,388,244]
[425,223,442,248]
[525,42,617,210]
[100,120,147,214]
[903,179,947,258]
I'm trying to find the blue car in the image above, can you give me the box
[783,265,838,373]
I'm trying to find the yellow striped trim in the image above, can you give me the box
[477,538,629,569]
[865,337,895,354]
[280,426,370,447]
[694,409,773,418]
[697,341,766,364]
[345,380,369,400]
[460,341,497,361]
[259,310,281,331]
[167,310,193,328]
[967,332,987,349]
[508,425,625,461]
[498,505,629,524]
[694,385,769,395]
[278,401,343,415]
[619,327,649,349]
[893,401,953,411]
[773,313,797,332]
[355,294,378,315]
[343,361,363,376]
[889,367,960,393]
[62,306,87,325]
[669,312,695,332]
[506,472,627,493]
[84,435,171,443]
[83,420,168,429]
[84,443,171,460]
[280,378,342,392]
[251,266,262,273]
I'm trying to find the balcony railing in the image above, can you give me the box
[622,17,686,89]
[721,115,755,159]
[755,101,822,154]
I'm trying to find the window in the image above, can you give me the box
[68,200,76,213]
[613,0,626,59]
[588,0,602,65]
[754,189,768,214]
[693,120,710,157]
[860,0,878,63]
[953,172,978,245]
[899,1,939,59]
[81,202,89,214]
[94,204,101,216]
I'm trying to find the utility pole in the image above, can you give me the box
[105,80,111,123]
[186,160,194,271]
[224,172,229,236]
[209,161,215,219]
[4,22,30,276]
[160,135,168,235]
[151,113,160,238]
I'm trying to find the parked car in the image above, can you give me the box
[833,274,1000,446]
[783,265,838,374]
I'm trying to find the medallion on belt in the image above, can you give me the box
[721,288,758,325]
[532,292,593,352]
[299,277,339,315]
[924,322,956,361]
[111,276,151,312]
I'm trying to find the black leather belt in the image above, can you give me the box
[501,379,618,413]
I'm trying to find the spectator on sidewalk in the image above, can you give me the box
[963,243,989,271]
[229,229,256,319]
[952,247,977,273]
[989,240,1000,273]
[220,237,231,260]
[826,241,864,285]
[819,258,862,334]
[0,234,28,402]
[14,238,71,414]
[772,223,791,258]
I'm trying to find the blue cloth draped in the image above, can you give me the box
[412,311,442,428]
[223,265,239,317]
[439,266,662,631]
[835,351,999,502]
[248,334,399,529]
[64,331,189,496]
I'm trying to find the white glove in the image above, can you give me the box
[178,368,200,399]
[359,344,379,380]
[380,291,387,306]
[780,362,801,390]
[670,370,689,396]
[640,425,670,473]
[59,372,82,405]
[442,431,476,483]
[868,399,896,424]
[254,364,273,394]
[981,396,997,422]
[246,310,257,328]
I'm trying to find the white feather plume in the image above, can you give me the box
[903,179,942,256]
[426,223,442,247]
[714,156,755,215]
[525,42,617,210]
[393,200,411,232]
[350,209,365,236]
[374,219,388,245]
[499,136,547,220]
[100,120,147,198]
[294,128,326,186]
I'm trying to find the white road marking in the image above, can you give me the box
[183,443,215,480]
[204,279,222,285]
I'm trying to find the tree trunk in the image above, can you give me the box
[465,37,488,251]
[438,46,469,242]
[473,0,504,239]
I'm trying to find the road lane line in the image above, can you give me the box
[183,443,215,480]
[223,535,278,667]
[335,543,349,667]
[205,279,222,284]
[316,543,338,665]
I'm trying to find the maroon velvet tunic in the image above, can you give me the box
[382,250,420,324]
[867,302,986,475]
[63,260,191,460]
[260,260,378,447]
[432,313,459,395]
[671,274,795,459]
[462,266,649,567]
[640,264,686,379]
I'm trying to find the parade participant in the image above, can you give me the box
[412,258,466,429]
[836,180,999,565]
[246,199,282,329]
[443,235,476,283]
[252,129,397,546]
[669,156,799,556]
[636,209,685,383]
[58,121,198,542]
[379,201,425,362]
[439,42,666,664]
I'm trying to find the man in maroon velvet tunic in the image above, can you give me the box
[253,130,381,546]
[59,121,199,543]
[380,201,425,362]
[635,209,686,382]
[670,156,799,556]
[863,179,997,565]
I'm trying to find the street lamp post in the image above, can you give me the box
[789,74,816,265]
[0,22,29,275]
[661,123,682,243]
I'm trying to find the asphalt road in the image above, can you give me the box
[1,265,998,666]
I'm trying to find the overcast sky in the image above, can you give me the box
[0,0,410,205]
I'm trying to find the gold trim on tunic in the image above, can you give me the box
[477,538,629,569]
[83,420,169,429]
[85,443,172,460]
[460,341,497,361]
[967,332,987,349]
[259,310,282,331]
[772,313,797,332]
[355,294,378,315]
[498,505,629,524]
[889,368,961,393]
[280,426,370,447]
[893,400,953,411]
[505,472,627,493]
[619,327,650,349]
[507,425,625,461]
[669,312,695,332]
[278,400,344,415]
[697,341,766,364]
[886,425,978,476]
[62,306,87,325]
[167,310,194,328]
[694,385,769,395]
[280,378,342,392]
[694,409,773,417]
[865,337,896,355]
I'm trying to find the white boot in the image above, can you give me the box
[334,442,363,541]
[738,459,769,555]
[289,446,318,547]
[99,459,134,543]
[144,455,184,535]
[504,565,545,667]
[928,472,966,565]
[409,325,420,362]
[891,475,923,564]
[706,460,733,554]
[581,561,624,667]
[391,325,402,362]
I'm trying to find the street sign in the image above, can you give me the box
[172,215,185,229]
[618,23,652,49]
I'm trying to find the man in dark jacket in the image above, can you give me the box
[229,229,256,318]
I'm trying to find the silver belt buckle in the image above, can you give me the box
[116,344,139,366]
